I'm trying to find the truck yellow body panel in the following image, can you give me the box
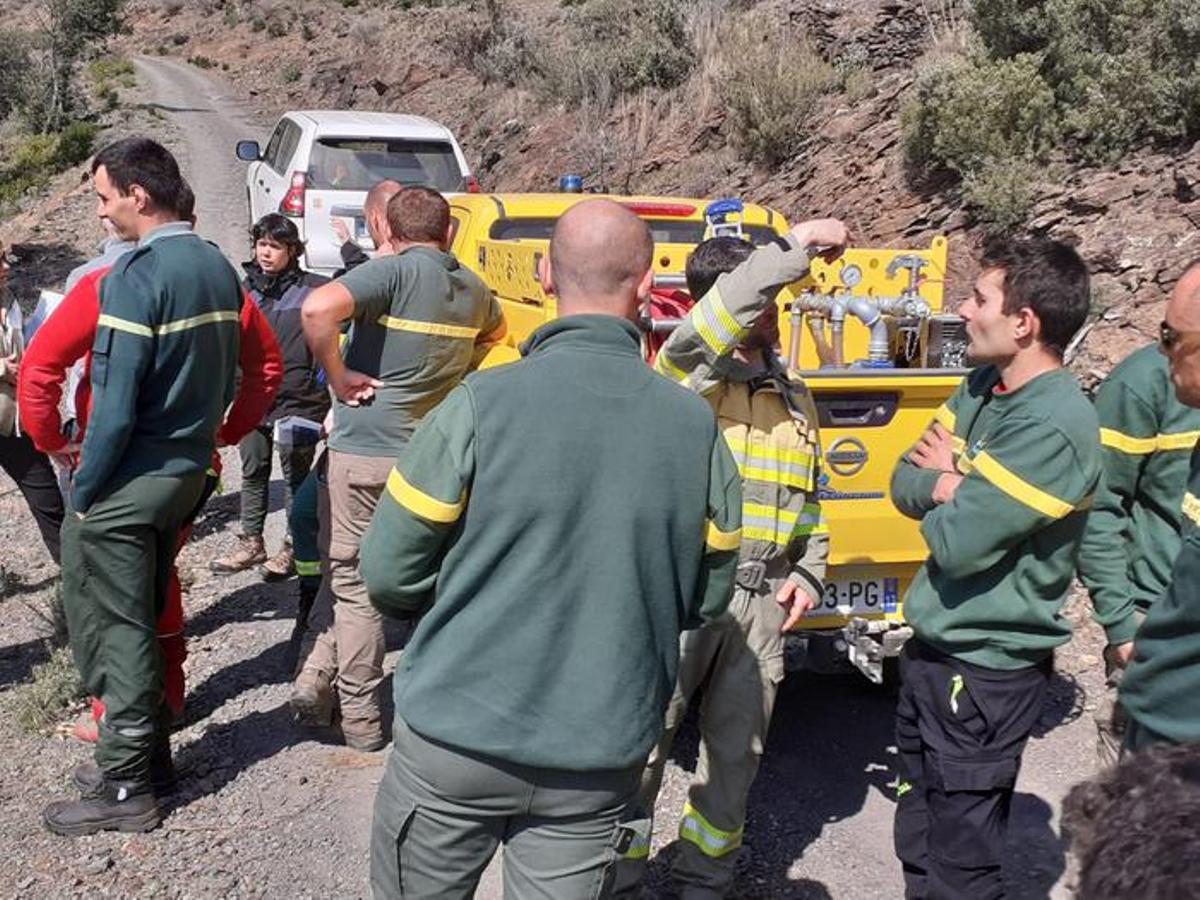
[448,192,965,680]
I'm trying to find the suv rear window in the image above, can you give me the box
[488,217,779,245]
[308,138,465,191]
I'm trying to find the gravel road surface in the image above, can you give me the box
[0,59,1105,899]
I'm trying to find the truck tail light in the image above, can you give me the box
[620,201,696,218]
[279,171,307,216]
[466,174,481,193]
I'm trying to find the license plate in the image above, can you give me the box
[807,576,900,617]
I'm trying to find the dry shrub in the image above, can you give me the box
[719,13,838,167]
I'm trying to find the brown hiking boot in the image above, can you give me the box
[290,668,334,727]
[261,542,295,581]
[210,535,266,574]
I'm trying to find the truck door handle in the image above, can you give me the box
[815,393,899,428]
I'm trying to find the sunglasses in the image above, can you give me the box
[1160,320,1200,351]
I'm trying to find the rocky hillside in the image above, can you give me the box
[36,0,1200,379]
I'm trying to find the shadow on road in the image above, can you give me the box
[186,577,295,642]
[644,672,895,898]
[183,637,294,725]
[0,636,52,689]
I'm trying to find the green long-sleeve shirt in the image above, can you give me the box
[360,315,742,771]
[1120,444,1200,743]
[891,366,1101,670]
[1077,345,1200,644]
[74,223,241,512]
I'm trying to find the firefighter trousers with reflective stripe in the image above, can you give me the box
[62,471,206,780]
[613,583,787,898]
[370,716,644,899]
[893,640,1051,900]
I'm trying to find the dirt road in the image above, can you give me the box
[0,59,1106,899]
[132,55,267,261]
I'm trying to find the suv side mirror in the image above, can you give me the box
[235,140,261,162]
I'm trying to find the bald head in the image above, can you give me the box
[545,199,654,318]
[1162,259,1200,407]
[364,179,403,248]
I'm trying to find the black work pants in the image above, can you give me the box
[238,425,315,538]
[893,639,1050,900]
[0,430,65,564]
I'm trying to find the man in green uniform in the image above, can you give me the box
[890,238,1099,898]
[1119,260,1200,749]
[361,199,743,898]
[42,138,242,835]
[295,186,504,750]
[1077,333,1200,765]
[616,220,847,896]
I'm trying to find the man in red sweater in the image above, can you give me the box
[20,199,283,742]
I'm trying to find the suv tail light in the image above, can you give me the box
[465,174,481,194]
[279,171,307,216]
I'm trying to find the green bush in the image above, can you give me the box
[960,157,1041,231]
[721,16,838,166]
[902,53,1057,175]
[281,63,301,84]
[971,0,1200,161]
[543,0,694,103]
[87,55,134,83]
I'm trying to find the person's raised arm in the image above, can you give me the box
[301,280,380,405]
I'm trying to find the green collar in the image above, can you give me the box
[520,315,642,358]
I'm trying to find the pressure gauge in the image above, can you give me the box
[840,263,863,289]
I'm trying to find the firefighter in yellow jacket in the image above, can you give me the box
[616,218,848,896]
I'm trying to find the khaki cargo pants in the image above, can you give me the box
[299,449,393,730]
[371,716,644,899]
[614,579,788,898]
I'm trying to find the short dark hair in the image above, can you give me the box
[1063,742,1200,898]
[251,213,303,253]
[387,186,449,244]
[91,137,185,211]
[979,237,1091,355]
[175,181,195,221]
[686,236,756,301]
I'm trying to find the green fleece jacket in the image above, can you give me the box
[1077,345,1200,644]
[891,366,1101,670]
[1120,444,1200,743]
[360,315,742,771]
[74,224,242,511]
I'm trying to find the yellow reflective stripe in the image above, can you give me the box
[724,437,815,469]
[1183,492,1200,527]
[96,314,153,337]
[376,315,480,339]
[621,832,651,860]
[386,468,466,524]
[156,309,239,334]
[933,403,956,431]
[1099,427,1157,454]
[740,465,815,491]
[956,453,975,475]
[98,311,240,337]
[1158,430,1200,451]
[294,560,321,577]
[678,803,743,859]
[1099,427,1200,453]
[654,350,690,384]
[950,435,966,454]
[972,451,1081,519]
[690,288,744,355]
[705,520,741,552]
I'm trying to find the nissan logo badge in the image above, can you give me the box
[827,437,869,476]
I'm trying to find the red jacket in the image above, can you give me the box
[19,266,284,461]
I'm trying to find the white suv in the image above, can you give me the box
[235,110,477,275]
